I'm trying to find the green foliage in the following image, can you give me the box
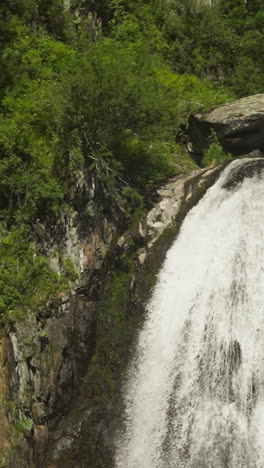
[61,257,79,282]
[201,132,232,168]
[0,1,235,224]
[121,186,144,219]
[14,417,34,436]
[0,226,73,323]
[150,0,264,96]
[0,23,76,220]
[0,0,65,38]
[54,37,230,191]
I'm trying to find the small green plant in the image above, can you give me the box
[14,417,33,436]
[61,257,79,282]
[38,329,48,339]
[201,131,232,167]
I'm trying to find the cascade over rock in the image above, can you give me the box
[189,94,264,161]
[0,163,222,468]
[222,158,264,190]
[116,157,264,468]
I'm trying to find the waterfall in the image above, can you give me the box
[115,158,264,468]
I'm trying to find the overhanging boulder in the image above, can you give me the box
[189,94,264,162]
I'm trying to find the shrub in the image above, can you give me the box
[201,132,232,167]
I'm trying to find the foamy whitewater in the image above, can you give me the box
[115,159,264,468]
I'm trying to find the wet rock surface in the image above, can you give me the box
[222,158,264,190]
[189,94,264,161]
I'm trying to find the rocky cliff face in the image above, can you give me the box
[0,160,223,468]
[0,168,128,468]
[189,94,264,162]
[41,164,224,468]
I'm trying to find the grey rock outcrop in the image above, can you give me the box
[189,94,264,161]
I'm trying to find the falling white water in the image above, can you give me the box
[115,158,264,468]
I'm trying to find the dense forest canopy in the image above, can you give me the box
[0,0,263,321]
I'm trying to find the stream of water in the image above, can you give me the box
[115,159,264,468]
